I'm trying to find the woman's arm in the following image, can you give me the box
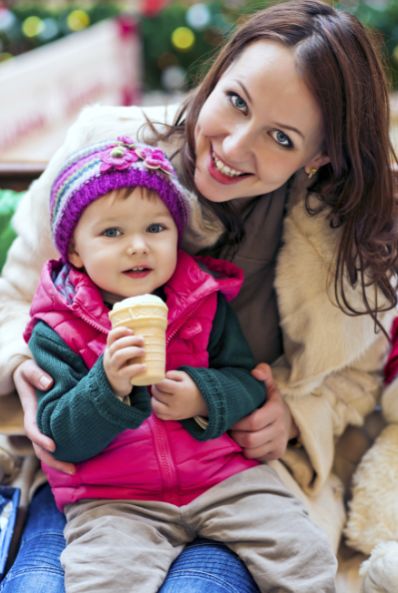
[264,185,394,495]
[276,336,387,495]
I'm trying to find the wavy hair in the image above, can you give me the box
[155,0,398,329]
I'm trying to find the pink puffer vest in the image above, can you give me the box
[26,250,258,510]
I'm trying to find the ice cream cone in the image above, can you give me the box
[109,294,168,386]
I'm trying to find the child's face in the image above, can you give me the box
[68,188,179,303]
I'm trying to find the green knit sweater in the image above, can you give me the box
[29,294,265,463]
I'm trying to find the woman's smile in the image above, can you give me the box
[194,40,327,202]
[209,149,249,185]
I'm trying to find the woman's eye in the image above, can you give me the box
[227,91,248,114]
[102,227,122,237]
[271,129,293,148]
[147,223,165,233]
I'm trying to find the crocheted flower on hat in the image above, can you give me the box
[100,144,139,173]
[135,146,175,175]
[117,135,137,148]
[99,136,175,176]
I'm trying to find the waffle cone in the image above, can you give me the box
[109,295,168,386]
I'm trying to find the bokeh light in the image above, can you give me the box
[22,16,44,38]
[161,64,186,90]
[67,10,90,32]
[171,26,195,51]
[0,8,16,32]
[186,4,211,30]
[38,18,60,42]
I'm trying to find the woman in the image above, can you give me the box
[0,1,397,591]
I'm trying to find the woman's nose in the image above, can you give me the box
[223,126,253,161]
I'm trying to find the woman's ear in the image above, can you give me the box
[306,153,330,171]
[68,245,84,269]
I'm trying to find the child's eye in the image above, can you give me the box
[147,223,165,233]
[270,129,293,149]
[226,91,248,115]
[102,227,122,237]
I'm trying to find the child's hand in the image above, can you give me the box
[151,371,208,420]
[103,326,145,398]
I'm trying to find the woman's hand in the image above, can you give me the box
[230,363,298,461]
[13,359,75,474]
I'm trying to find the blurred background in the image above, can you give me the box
[0,0,398,162]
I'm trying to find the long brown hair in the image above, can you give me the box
[157,0,398,327]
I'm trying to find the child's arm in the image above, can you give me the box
[103,326,147,399]
[152,294,265,440]
[29,321,151,462]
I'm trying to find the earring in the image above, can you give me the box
[305,166,318,179]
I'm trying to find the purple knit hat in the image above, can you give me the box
[50,136,188,261]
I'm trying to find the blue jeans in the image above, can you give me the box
[1,484,259,593]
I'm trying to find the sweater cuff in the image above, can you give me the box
[180,367,226,440]
[89,357,151,427]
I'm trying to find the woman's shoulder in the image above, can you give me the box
[26,102,183,210]
[66,102,181,148]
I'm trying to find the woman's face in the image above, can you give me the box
[194,40,329,202]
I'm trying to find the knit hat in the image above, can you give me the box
[50,136,189,261]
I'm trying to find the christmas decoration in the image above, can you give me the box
[337,0,398,88]
[0,1,397,92]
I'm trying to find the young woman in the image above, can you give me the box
[25,138,335,592]
[0,1,396,591]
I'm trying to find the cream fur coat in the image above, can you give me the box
[0,103,394,554]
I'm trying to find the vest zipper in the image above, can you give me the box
[149,415,181,505]
[73,306,109,335]
[150,300,205,503]
[166,301,203,346]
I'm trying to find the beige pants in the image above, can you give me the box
[62,465,337,593]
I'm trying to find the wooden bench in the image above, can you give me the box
[0,162,45,191]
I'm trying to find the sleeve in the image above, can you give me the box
[180,294,266,440]
[279,340,387,495]
[0,103,179,396]
[264,184,394,496]
[29,322,151,463]
[268,189,394,496]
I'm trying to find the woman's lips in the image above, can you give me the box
[208,150,249,185]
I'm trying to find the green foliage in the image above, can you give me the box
[1,1,398,91]
[0,190,23,273]
[0,3,120,56]
[337,0,398,89]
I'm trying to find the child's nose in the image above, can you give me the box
[127,236,148,255]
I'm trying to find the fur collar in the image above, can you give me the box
[273,171,393,397]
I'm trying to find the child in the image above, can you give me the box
[25,137,337,593]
